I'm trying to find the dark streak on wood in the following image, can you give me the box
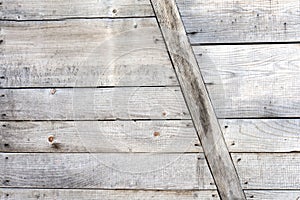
[176,55,211,135]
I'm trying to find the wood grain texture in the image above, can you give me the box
[232,153,300,189]
[176,0,300,43]
[151,0,246,199]
[194,44,300,118]
[244,190,300,200]
[0,121,201,153]
[0,87,190,120]
[0,19,177,87]
[0,189,220,200]
[0,0,153,19]
[220,119,300,153]
[0,153,215,190]
[3,119,299,153]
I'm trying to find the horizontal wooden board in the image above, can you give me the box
[0,153,215,190]
[232,153,300,189]
[194,44,300,118]
[220,119,300,152]
[0,87,190,120]
[0,121,200,153]
[0,0,153,19]
[0,189,220,200]
[176,0,300,43]
[2,119,299,153]
[244,190,300,200]
[0,19,177,87]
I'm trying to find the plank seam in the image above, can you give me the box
[190,41,300,46]
[0,187,217,191]
[0,16,155,22]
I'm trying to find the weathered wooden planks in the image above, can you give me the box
[232,153,300,189]
[0,153,215,190]
[151,0,246,199]
[0,19,177,87]
[0,0,153,20]
[0,189,220,200]
[0,121,201,153]
[176,0,300,43]
[194,44,300,118]
[0,87,190,120]
[244,190,300,200]
[221,119,300,153]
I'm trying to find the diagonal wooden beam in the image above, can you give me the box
[150,0,246,199]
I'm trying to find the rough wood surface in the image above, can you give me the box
[151,0,246,199]
[194,44,300,118]
[0,87,190,120]
[0,189,220,200]
[0,121,201,153]
[0,153,215,190]
[0,19,177,87]
[220,119,300,152]
[244,190,300,200]
[232,153,300,189]
[176,0,300,43]
[0,0,153,20]
[2,119,299,153]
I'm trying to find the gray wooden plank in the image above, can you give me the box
[0,87,190,120]
[176,0,300,43]
[232,153,300,189]
[0,0,153,19]
[0,19,177,87]
[0,121,201,153]
[150,0,246,199]
[244,190,300,200]
[194,44,300,118]
[3,119,299,153]
[220,119,300,153]
[0,153,215,190]
[0,189,220,200]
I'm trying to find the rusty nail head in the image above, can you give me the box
[48,135,55,143]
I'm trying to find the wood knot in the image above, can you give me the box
[50,89,56,95]
[153,132,160,137]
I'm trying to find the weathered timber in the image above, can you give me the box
[0,153,215,190]
[232,153,300,189]
[176,0,300,43]
[0,87,190,120]
[0,0,153,20]
[0,121,200,153]
[150,0,246,199]
[0,19,177,87]
[194,44,300,118]
[220,119,300,152]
